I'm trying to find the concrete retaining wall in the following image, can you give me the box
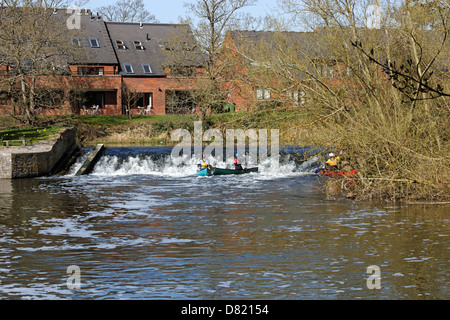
[0,127,77,179]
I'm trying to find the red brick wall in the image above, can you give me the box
[123,76,198,115]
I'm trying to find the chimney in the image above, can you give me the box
[140,21,143,29]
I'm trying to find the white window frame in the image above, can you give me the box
[256,88,263,100]
[134,41,145,50]
[116,40,126,50]
[299,90,306,104]
[256,87,270,100]
[142,64,152,74]
[124,64,134,74]
[89,38,100,48]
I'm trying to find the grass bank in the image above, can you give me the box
[0,112,313,147]
[1,108,317,145]
[0,125,64,146]
[2,108,447,203]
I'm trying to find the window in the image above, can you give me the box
[142,64,152,74]
[77,67,104,75]
[0,91,11,105]
[299,91,306,104]
[123,64,134,74]
[89,38,100,48]
[171,67,196,77]
[136,93,152,108]
[287,89,306,105]
[116,40,126,50]
[165,90,196,114]
[72,37,81,47]
[134,41,145,50]
[35,88,64,107]
[317,62,335,77]
[85,92,105,108]
[256,87,270,100]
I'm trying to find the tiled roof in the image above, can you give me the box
[228,30,330,60]
[53,9,118,65]
[105,22,198,76]
[2,8,203,76]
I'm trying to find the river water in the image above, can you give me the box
[0,147,448,300]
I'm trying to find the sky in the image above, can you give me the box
[86,0,282,24]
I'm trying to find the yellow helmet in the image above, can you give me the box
[201,162,208,168]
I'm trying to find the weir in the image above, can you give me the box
[75,144,105,176]
[66,146,321,177]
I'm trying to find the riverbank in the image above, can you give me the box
[0,127,77,178]
[1,112,316,147]
[1,112,448,202]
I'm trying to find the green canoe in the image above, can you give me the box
[197,167,258,176]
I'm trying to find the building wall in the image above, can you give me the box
[123,76,198,115]
[0,69,203,116]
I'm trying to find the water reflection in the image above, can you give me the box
[0,148,448,300]
[0,179,12,215]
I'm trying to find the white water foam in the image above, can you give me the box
[65,151,89,176]
[79,153,319,178]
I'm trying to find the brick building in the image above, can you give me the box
[218,29,344,112]
[0,9,204,116]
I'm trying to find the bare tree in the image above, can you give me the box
[121,82,142,119]
[237,0,449,200]
[0,0,84,125]
[96,0,158,22]
[182,0,257,119]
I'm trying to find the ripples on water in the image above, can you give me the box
[0,147,448,300]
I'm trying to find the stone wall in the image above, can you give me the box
[0,127,77,179]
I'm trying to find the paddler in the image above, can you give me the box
[197,152,207,169]
[234,153,243,170]
[325,153,340,171]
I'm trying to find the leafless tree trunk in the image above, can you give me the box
[183,0,257,119]
[240,0,449,200]
[0,0,83,125]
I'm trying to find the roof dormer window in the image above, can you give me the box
[142,64,152,74]
[89,38,100,48]
[134,41,145,50]
[123,64,134,74]
[71,37,81,47]
[116,40,126,50]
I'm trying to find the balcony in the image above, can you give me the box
[75,67,118,76]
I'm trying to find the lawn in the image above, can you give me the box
[0,110,312,146]
[72,114,198,127]
[0,126,64,146]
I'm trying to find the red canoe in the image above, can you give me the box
[317,169,357,178]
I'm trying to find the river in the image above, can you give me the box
[0,147,448,300]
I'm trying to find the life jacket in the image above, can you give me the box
[326,157,339,167]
